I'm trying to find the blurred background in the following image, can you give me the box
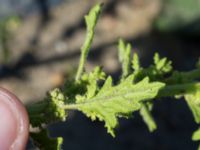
[0,0,200,149]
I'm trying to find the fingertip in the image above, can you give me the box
[0,87,29,150]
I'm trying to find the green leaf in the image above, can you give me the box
[153,53,172,74]
[76,3,103,81]
[48,88,67,121]
[85,3,103,32]
[133,53,172,82]
[31,129,63,150]
[192,128,200,150]
[81,66,106,99]
[192,128,200,141]
[29,88,66,128]
[185,90,200,123]
[118,39,131,79]
[132,53,141,72]
[65,76,165,136]
[140,102,157,132]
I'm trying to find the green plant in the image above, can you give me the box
[27,3,200,150]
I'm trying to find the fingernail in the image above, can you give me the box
[0,88,29,150]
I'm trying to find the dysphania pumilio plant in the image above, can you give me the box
[27,3,200,150]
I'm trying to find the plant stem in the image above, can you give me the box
[62,103,80,110]
[183,68,200,79]
[75,4,102,82]
[158,82,200,97]
[75,30,94,82]
[165,68,200,84]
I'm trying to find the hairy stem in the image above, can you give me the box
[75,30,94,81]
[75,4,102,82]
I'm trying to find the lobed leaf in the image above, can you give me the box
[66,76,165,136]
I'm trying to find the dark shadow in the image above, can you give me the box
[30,0,51,46]
[61,18,85,39]
[0,40,116,79]
[1,29,200,79]
[0,52,36,79]
[35,0,51,24]
[103,0,123,16]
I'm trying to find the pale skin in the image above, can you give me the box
[0,88,29,150]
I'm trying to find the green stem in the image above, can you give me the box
[165,68,200,84]
[75,4,102,82]
[183,68,200,79]
[75,30,94,82]
[62,104,80,110]
[140,103,157,132]
[158,82,200,97]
